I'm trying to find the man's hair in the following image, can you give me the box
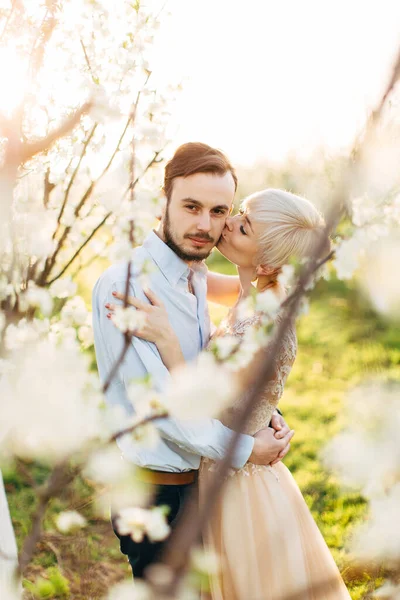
[162,142,237,201]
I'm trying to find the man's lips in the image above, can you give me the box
[186,236,213,247]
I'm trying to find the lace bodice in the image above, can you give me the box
[217,312,297,436]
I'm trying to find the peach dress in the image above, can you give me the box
[199,315,351,600]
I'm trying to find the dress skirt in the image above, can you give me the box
[199,461,351,600]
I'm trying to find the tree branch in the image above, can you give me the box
[19,102,92,164]
[17,460,74,576]
[46,211,112,285]
[54,123,98,233]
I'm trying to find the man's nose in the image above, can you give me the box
[197,212,211,232]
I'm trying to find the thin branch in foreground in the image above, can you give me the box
[46,211,112,285]
[54,123,98,234]
[17,461,74,576]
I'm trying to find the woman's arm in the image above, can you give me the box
[106,290,185,371]
[206,271,241,307]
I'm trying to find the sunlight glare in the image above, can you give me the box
[0,47,26,117]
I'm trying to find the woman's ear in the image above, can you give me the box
[255,264,280,277]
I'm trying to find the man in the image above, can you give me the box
[92,142,294,578]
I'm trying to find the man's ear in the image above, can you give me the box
[255,264,280,277]
[157,194,167,222]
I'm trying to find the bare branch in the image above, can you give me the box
[43,167,55,208]
[17,460,74,576]
[110,412,168,444]
[54,123,98,233]
[80,38,97,84]
[19,101,92,164]
[46,211,112,285]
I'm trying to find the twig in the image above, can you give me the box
[110,412,168,443]
[54,123,98,234]
[46,211,112,285]
[17,460,73,576]
[80,38,97,84]
[43,167,55,208]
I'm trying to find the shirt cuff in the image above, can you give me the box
[231,434,254,469]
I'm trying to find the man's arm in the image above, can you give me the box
[93,272,256,469]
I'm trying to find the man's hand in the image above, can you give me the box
[269,412,293,466]
[248,427,295,466]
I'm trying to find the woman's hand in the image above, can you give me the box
[106,289,172,344]
[105,289,184,370]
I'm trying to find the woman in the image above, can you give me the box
[107,189,350,599]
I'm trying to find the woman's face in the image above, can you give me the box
[217,207,261,269]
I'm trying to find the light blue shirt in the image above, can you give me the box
[92,230,254,472]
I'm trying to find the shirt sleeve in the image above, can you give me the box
[92,271,254,469]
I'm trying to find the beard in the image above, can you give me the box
[163,205,215,262]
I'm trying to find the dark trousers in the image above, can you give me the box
[112,481,196,579]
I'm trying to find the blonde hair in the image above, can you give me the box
[242,188,329,268]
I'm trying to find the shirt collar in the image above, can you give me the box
[143,230,191,286]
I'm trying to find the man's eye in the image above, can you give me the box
[186,205,198,211]
[240,225,247,235]
[213,209,226,215]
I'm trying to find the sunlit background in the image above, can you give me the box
[152,0,400,164]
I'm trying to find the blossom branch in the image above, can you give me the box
[109,412,168,444]
[19,101,93,164]
[152,45,400,594]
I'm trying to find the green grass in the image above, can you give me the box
[5,256,399,598]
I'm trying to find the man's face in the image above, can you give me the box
[160,171,235,262]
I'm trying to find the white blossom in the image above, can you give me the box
[163,353,236,419]
[48,322,78,347]
[130,423,160,450]
[191,547,220,576]
[106,580,152,600]
[108,238,136,263]
[0,338,105,462]
[333,235,365,280]
[112,306,146,333]
[351,484,400,561]
[127,380,168,419]
[324,383,400,498]
[115,506,170,543]
[373,582,400,599]
[55,510,87,534]
[78,323,94,348]
[61,296,88,327]
[4,319,49,351]
[235,295,255,321]
[19,283,53,316]
[211,335,239,360]
[49,277,77,299]
[277,264,295,287]
[255,288,280,317]
[360,234,400,321]
[84,447,131,486]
